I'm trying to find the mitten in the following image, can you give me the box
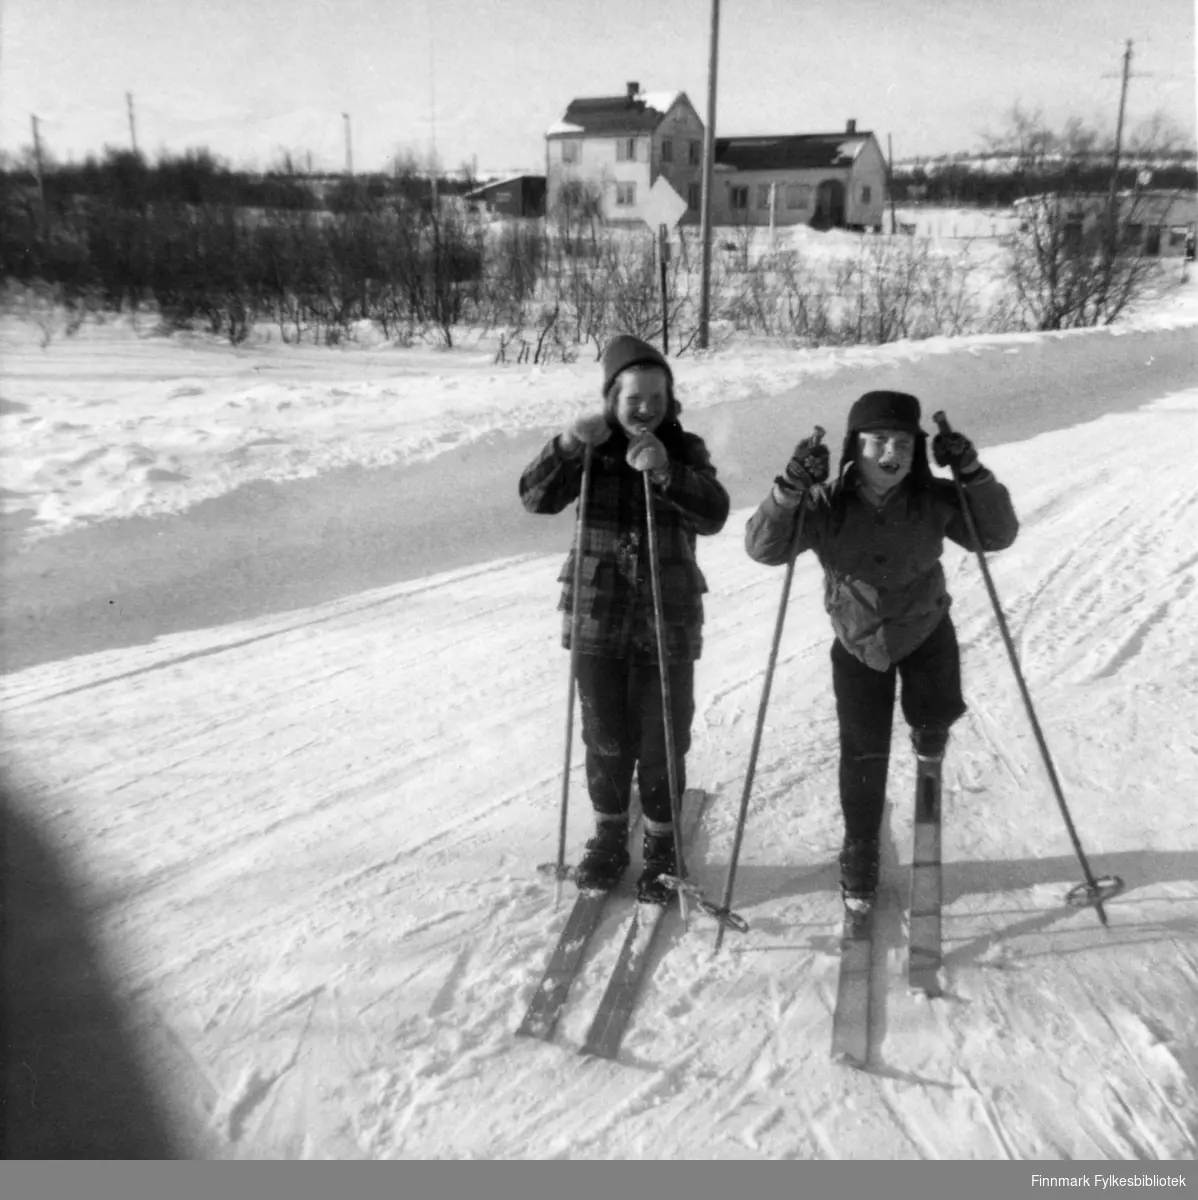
[560,413,611,456]
[626,432,669,475]
[778,436,830,494]
[932,431,981,477]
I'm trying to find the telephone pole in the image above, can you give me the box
[30,114,46,222]
[697,0,720,349]
[127,92,139,154]
[343,112,353,176]
[1105,40,1132,247]
[888,134,898,234]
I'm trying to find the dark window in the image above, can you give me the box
[687,183,700,210]
[689,141,701,165]
[661,139,673,162]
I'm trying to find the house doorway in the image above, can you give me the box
[812,179,846,229]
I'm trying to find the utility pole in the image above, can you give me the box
[127,92,139,154]
[887,134,898,234]
[342,112,353,176]
[697,0,720,350]
[1105,39,1132,249]
[30,114,46,223]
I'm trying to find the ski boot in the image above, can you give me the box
[911,727,949,764]
[839,836,879,916]
[574,815,630,892]
[636,823,678,905]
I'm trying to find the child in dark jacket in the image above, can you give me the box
[520,336,730,902]
[744,390,1019,911]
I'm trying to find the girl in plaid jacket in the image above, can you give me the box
[519,336,730,902]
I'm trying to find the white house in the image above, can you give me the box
[544,82,705,225]
[545,85,888,232]
[711,122,889,231]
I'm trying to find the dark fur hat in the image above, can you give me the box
[846,390,923,436]
[837,390,933,488]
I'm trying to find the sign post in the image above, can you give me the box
[642,177,689,356]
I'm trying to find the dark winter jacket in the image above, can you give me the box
[745,464,1019,670]
[520,420,730,662]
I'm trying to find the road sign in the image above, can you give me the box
[642,177,689,232]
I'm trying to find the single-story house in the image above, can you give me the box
[711,122,889,231]
[1014,189,1197,257]
[465,174,547,218]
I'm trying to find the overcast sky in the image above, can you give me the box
[2,0,1194,175]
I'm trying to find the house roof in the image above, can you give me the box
[547,90,685,137]
[465,173,545,199]
[714,133,874,172]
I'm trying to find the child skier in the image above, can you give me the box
[519,335,730,903]
[744,391,1019,912]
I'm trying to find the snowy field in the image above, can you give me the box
[2,274,1198,1161]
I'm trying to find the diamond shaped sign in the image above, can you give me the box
[642,176,689,232]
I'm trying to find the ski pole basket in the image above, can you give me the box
[1065,875,1125,909]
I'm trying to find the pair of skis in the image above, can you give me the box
[831,754,943,1068]
[517,788,711,1059]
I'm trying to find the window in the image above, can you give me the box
[689,141,701,165]
[561,140,579,164]
[616,181,636,206]
[731,185,749,210]
[687,183,700,210]
[785,183,812,210]
[616,137,638,162]
[757,184,772,210]
[661,138,673,162]
[861,185,872,204]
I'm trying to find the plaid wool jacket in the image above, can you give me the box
[519,423,730,662]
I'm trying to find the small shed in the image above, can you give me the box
[466,174,547,218]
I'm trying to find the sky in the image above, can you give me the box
[1,0,1194,176]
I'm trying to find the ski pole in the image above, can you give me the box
[550,445,593,907]
[714,425,825,956]
[642,468,690,928]
[933,411,1122,925]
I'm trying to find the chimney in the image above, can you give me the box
[627,81,640,101]
[846,118,857,134]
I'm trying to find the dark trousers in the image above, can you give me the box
[576,655,694,826]
[831,615,967,842]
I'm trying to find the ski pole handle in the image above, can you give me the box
[932,411,952,436]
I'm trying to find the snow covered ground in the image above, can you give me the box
[2,277,1198,1160]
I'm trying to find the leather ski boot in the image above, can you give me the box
[636,823,678,905]
[575,814,630,892]
[839,836,879,914]
[911,727,949,764]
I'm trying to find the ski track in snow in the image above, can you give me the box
[3,383,1198,1158]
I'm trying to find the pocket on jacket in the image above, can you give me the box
[557,553,604,614]
[659,560,707,624]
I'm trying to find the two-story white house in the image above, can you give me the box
[712,122,889,231]
[545,82,705,225]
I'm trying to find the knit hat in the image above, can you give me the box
[846,390,923,436]
[601,335,673,397]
